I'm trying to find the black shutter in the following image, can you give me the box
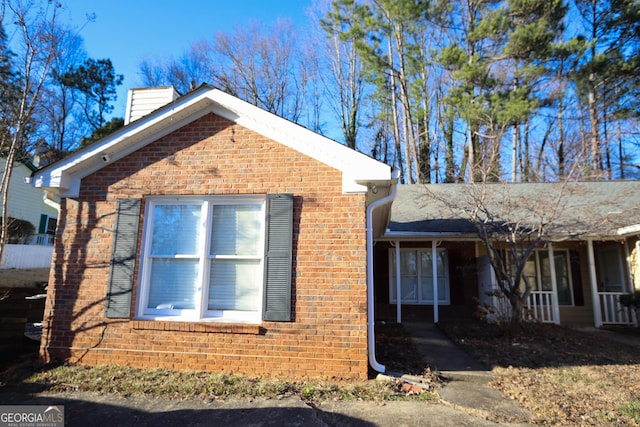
[105,198,141,318]
[263,194,293,321]
[38,214,47,234]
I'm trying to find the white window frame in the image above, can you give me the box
[135,196,266,323]
[388,248,451,305]
[42,214,57,234]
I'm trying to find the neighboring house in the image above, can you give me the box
[0,155,58,269]
[374,183,640,328]
[32,85,394,379]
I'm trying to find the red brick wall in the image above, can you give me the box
[40,113,369,379]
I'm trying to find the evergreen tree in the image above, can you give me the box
[58,58,123,130]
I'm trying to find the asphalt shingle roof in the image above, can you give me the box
[389,181,640,238]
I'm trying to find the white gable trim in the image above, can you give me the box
[33,87,390,197]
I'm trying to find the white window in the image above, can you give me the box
[389,248,450,305]
[136,197,265,322]
[515,249,574,306]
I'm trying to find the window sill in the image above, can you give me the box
[132,319,265,335]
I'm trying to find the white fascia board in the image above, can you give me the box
[34,87,390,196]
[379,231,480,241]
[617,224,640,237]
[206,90,391,193]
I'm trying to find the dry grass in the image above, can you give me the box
[440,320,640,426]
[7,364,418,401]
[0,323,438,403]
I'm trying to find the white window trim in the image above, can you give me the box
[135,195,266,323]
[388,248,451,305]
[43,214,57,234]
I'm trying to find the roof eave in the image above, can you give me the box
[34,87,391,197]
[617,224,640,237]
[379,231,480,241]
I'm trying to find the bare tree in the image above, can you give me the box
[459,182,570,324]
[315,0,368,149]
[34,24,88,156]
[424,165,630,326]
[139,20,316,126]
[0,0,60,265]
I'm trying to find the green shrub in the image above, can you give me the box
[0,217,35,243]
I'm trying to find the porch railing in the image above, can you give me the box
[492,290,558,324]
[525,290,557,323]
[598,292,635,325]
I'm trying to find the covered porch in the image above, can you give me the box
[376,183,640,328]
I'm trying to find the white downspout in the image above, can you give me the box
[366,173,399,374]
[547,243,560,324]
[587,239,603,328]
[432,240,439,323]
[395,241,401,324]
[43,191,60,213]
[622,240,637,326]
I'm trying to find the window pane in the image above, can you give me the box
[539,252,552,291]
[420,278,448,302]
[541,252,572,305]
[400,251,417,275]
[211,205,261,256]
[148,258,199,310]
[391,249,450,305]
[151,204,201,255]
[420,250,447,277]
[401,277,417,302]
[436,251,446,276]
[46,217,57,234]
[420,252,433,276]
[208,259,260,311]
[390,276,417,302]
[521,258,538,290]
[553,253,572,305]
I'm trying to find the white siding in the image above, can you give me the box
[0,158,58,231]
[125,86,180,125]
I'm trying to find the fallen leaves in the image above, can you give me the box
[440,320,640,426]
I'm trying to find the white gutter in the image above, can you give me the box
[366,171,399,374]
[618,224,640,237]
[43,191,60,213]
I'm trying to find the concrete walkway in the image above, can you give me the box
[400,322,534,425]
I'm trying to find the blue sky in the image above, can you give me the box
[61,1,314,118]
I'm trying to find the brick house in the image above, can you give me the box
[33,85,394,379]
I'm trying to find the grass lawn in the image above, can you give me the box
[439,320,640,426]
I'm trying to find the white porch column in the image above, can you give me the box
[547,243,561,324]
[623,240,638,326]
[623,240,634,293]
[432,241,439,324]
[395,241,402,324]
[587,239,603,327]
